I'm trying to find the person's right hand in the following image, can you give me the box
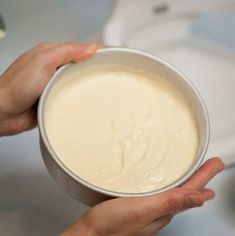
[61,157,224,236]
[0,42,100,136]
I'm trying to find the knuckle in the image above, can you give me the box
[184,191,204,208]
[31,52,43,61]
[184,182,196,190]
[165,197,181,212]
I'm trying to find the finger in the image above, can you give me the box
[158,189,204,215]
[173,188,215,215]
[43,42,101,70]
[201,188,215,201]
[143,190,213,236]
[32,42,59,51]
[136,188,204,222]
[182,158,224,190]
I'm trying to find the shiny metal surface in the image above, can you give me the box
[38,47,210,205]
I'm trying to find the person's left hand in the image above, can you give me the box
[0,42,100,136]
[61,158,224,236]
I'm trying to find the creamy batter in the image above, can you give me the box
[44,65,198,193]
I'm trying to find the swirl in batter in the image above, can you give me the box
[45,65,198,193]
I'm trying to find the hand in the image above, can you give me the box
[0,42,100,136]
[61,158,224,236]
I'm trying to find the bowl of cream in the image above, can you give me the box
[38,47,209,206]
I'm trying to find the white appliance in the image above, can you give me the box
[103,0,235,168]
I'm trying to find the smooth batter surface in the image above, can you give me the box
[45,65,198,193]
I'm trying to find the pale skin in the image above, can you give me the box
[0,42,224,236]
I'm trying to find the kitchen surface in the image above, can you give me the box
[0,0,235,235]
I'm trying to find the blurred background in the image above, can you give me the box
[0,0,235,235]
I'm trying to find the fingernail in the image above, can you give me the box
[84,43,98,54]
[206,193,215,200]
[213,157,225,172]
[218,161,225,172]
[202,189,215,201]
